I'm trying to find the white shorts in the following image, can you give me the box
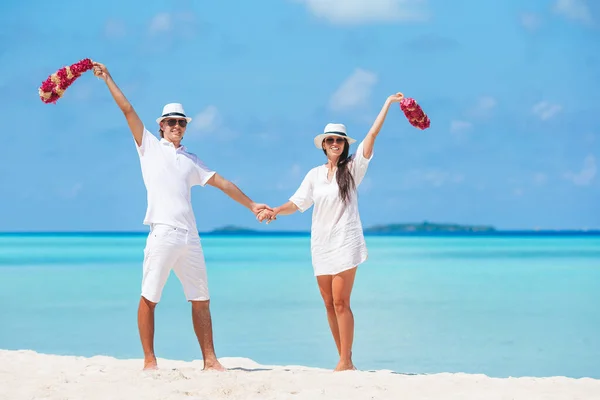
[141,223,209,303]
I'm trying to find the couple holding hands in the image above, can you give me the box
[92,61,404,372]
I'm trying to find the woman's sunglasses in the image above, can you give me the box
[324,137,346,145]
[165,119,188,128]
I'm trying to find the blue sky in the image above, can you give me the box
[0,0,598,232]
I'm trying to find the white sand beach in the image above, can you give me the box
[1,350,599,400]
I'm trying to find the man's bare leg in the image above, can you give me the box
[191,300,225,371]
[138,296,158,370]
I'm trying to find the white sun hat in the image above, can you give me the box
[156,103,193,124]
[313,123,357,149]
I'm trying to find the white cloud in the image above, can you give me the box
[553,0,592,24]
[277,164,305,190]
[59,183,83,199]
[583,133,596,144]
[294,0,428,25]
[190,106,221,133]
[532,101,562,120]
[520,12,542,31]
[563,155,597,186]
[149,13,172,34]
[450,120,473,134]
[257,132,273,142]
[329,68,378,112]
[147,12,197,38]
[478,96,497,109]
[508,172,550,188]
[451,96,496,137]
[105,19,126,39]
[533,172,548,186]
[188,106,240,141]
[464,96,497,120]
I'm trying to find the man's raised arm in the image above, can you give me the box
[92,61,144,146]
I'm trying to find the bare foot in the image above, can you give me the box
[334,360,356,372]
[203,359,226,372]
[143,357,158,371]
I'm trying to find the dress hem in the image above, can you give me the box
[313,255,368,277]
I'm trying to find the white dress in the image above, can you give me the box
[290,140,373,276]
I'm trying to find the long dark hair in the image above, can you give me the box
[323,140,356,205]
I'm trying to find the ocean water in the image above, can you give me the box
[0,233,599,379]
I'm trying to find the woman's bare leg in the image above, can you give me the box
[317,275,341,356]
[331,267,357,371]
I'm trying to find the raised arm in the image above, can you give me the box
[92,61,144,146]
[206,173,272,216]
[362,92,404,159]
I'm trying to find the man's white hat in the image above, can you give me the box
[313,123,357,149]
[156,103,192,124]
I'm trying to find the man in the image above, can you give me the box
[92,61,271,371]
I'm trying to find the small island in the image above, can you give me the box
[210,225,258,234]
[364,221,496,233]
[207,221,496,235]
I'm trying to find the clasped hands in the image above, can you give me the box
[251,203,277,224]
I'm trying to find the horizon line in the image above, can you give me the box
[1,229,599,235]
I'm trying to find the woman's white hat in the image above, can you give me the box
[156,103,193,124]
[313,123,357,149]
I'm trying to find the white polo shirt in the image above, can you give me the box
[135,127,215,232]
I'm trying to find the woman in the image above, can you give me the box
[257,92,405,371]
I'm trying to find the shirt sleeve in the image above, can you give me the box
[289,169,315,213]
[190,155,216,187]
[135,127,160,157]
[350,140,373,186]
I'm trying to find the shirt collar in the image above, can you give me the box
[160,138,186,152]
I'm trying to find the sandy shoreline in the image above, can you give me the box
[1,350,599,400]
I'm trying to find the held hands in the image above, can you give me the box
[257,209,277,224]
[250,203,276,224]
[250,202,272,215]
[92,61,110,81]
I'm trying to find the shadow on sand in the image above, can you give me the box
[225,366,425,375]
[227,367,275,372]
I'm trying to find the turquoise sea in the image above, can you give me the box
[1,233,599,379]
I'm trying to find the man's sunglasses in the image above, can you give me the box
[324,137,346,145]
[165,119,188,128]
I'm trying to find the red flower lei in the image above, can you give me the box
[38,58,94,104]
[400,98,431,130]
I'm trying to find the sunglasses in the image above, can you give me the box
[165,119,188,128]
[324,137,346,145]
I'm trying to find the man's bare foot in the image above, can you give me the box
[203,359,226,371]
[334,360,356,372]
[143,357,158,370]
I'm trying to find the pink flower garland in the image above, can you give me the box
[400,97,431,130]
[38,58,94,104]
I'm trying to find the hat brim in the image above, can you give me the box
[156,116,193,124]
[314,133,357,149]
